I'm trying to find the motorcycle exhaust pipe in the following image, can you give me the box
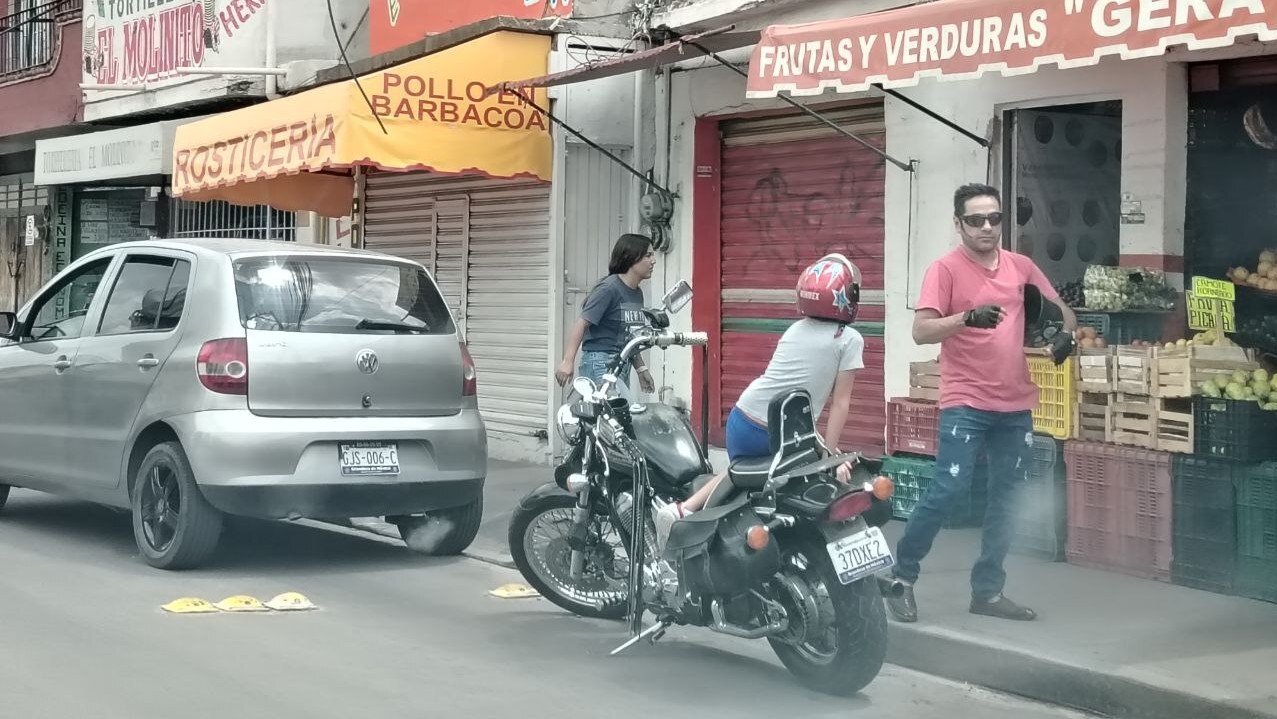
[876,575,905,598]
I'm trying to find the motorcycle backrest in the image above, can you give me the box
[766,389,822,459]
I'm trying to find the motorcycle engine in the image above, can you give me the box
[616,492,686,612]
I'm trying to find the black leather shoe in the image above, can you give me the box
[970,594,1037,621]
[887,583,917,623]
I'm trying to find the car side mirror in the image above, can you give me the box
[0,311,16,338]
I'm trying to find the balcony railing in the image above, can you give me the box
[0,0,82,79]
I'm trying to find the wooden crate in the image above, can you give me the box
[1114,346,1155,395]
[909,361,941,402]
[1108,392,1158,449]
[1076,348,1113,393]
[1155,397,1194,454]
[1154,345,1256,398]
[1074,392,1112,442]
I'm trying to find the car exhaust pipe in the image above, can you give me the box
[876,575,905,598]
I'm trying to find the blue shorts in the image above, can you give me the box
[726,407,771,461]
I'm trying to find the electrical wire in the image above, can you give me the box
[325,0,387,135]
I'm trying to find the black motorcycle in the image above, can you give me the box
[508,281,902,696]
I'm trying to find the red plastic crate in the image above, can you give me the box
[1064,441,1172,582]
[886,398,939,457]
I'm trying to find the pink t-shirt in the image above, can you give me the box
[916,248,1058,413]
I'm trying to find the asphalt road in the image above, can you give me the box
[0,489,1093,719]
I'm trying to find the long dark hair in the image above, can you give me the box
[608,233,652,275]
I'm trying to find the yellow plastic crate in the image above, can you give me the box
[1027,353,1075,440]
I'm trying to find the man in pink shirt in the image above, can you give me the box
[888,183,1076,623]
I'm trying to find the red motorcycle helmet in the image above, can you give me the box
[796,253,861,323]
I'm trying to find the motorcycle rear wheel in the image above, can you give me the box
[768,543,888,697]
[508,492,630,621]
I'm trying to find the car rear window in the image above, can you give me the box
[232,256,455,335]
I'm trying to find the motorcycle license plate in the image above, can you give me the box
[826,527,894,585]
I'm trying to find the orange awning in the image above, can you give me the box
[746,0,1277,98]
[171,31,553,217]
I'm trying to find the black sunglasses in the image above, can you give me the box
[960,212,1004,228]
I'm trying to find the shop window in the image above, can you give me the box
[170,199,297,242]
[25,258,110,342]
[1004,101,1123,302]
[96,256,190,336]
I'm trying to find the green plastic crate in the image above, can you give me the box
[882,455,987,528]
[1235,463,1277,604]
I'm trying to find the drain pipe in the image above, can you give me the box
[264,0,279,98]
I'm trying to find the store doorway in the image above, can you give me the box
[1004,101,1123,298]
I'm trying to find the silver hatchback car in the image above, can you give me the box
[0,238,487,569]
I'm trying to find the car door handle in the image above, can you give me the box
[137,356,160,369]
[52,357,72,371]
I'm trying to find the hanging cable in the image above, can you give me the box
[325,0,387,135]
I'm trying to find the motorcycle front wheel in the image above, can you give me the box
[508,492,630,620]
[768,541,889,697]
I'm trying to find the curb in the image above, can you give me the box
[886,622,1273,719]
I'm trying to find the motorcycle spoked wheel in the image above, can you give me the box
[767,540,888,697]
[508,492,630,621]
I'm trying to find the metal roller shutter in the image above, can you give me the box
[717,102,887,454]
[362,171,552,441]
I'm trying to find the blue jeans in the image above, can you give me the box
[894,407,1034,601]
[725,407,771,461]
[578,350,632,401]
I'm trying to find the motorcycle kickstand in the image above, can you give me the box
[609,618,672,657]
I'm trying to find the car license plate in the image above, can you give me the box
[826,526,894,585]
[339,442,400,476]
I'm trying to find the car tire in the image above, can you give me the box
[131,441,223,570]
[392,496,483,556]
[0,484,9,513]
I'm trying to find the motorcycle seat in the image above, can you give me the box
[727,455,774,489]
[728,447,821,490]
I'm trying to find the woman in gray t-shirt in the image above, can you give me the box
[655,254,865,549]
[555,234,657,399]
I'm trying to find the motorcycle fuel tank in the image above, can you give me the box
[624,403,711,490]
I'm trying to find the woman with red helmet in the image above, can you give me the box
[655,254,867,546]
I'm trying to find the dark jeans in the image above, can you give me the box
[894,406,1034,601]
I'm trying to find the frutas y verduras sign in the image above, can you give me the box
[83,0,267,87]
[747,0,1277,97]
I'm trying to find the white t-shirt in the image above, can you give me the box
[735,318,866,426]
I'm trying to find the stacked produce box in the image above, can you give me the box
[1044,265,1277,599]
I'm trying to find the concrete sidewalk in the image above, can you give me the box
[351,460,1277,719]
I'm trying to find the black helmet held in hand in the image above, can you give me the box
[1023,284,1075,365]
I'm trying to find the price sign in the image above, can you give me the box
[1192,276,1236,302]
[1186,291,1235,332]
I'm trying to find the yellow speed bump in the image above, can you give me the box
[489,583,540,599]
[161,597,218,614]
[265,592,317,611]
[213,595,270,612]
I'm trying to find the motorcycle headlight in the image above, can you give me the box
[556,404,579,442]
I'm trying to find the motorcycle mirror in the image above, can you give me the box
[662,281,693,315]
[572,376,597,398]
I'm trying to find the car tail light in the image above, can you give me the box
[827,490,872,523]
[198,338,249,395]
[460,341,477,396]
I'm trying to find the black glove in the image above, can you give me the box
[1050,332,1077,366]
[963,305,1003,329]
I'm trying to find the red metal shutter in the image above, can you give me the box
[716,102,887,454]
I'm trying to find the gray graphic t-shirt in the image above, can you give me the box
[581,275,647,354]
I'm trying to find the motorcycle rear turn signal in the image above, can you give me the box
[872,476,895,500]
[746,525,771,550]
